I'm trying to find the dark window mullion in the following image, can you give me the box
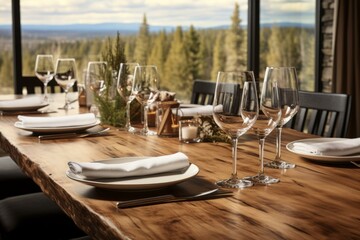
[12,0,22,94]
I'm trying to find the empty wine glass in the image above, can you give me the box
[54,58,77,110]
[246,68,282,185]
[132,65,159,136]
[34,54,54,103]
[86,61,107,117]
[117,62,140,132]
[264,67,300,169]
[212,71,258,189]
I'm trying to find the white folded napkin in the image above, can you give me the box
[68,152,190,179]
[178,105,213,117]
[292,138,360,156]
[0,96,44,109]
[17,113,97,128]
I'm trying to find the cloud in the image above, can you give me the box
[0,0,315,27]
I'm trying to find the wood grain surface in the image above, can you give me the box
[0,94,359,240]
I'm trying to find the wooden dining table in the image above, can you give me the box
[0,93,359,240]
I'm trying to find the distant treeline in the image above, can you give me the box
[0,3,314,99]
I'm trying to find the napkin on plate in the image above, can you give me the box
[17,113,97,128]
[68,152,190,179]
[178,105,213,117]
[0,96,44,109]
[292,138,360,156]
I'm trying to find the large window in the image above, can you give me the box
[1,0,317,99]
[260,0,316,91]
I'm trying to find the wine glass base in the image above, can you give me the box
[139,129,157,136]
[245,174,279,185]
[265,160,296,169]
[215,178,253,189]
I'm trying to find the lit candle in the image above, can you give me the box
[181,125,198,140]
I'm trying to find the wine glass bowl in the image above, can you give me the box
[264,67,299,169]
[117,62,140,132]
[55,58,77,110]
[212,71,258,189]
[86,61,107,116]
[131,65,159,136]
[34,54,55,103]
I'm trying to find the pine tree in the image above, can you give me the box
[147,30,168,80]
[134,14,150,65]
[224,2,245,71]
[163,26,190,100]
[211,31,226,80]
[184,25,200,82]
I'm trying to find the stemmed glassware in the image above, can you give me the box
[212,71,258,189]
[131,65,159,136]
[54,58,77,110]
[86,61,107,117]
[117,62,140,132]
[246,68,282,185]
[264,67,300,169]
[34,54,55,103]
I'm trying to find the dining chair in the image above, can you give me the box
[190,79,241,113]
[285,91,352,138]
[190,79,216,105]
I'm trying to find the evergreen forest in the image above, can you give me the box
[0,3,315,101]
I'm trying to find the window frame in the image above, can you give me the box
[11,0,322,94]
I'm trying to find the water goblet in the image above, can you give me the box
[212,71,258,189]
[34,54,54,103]
[131,65,159,136]
[264,67,300,169]
[246,68,282,185]
[54,58,77,110]
[117,62,140,132]
[86,61,107,117]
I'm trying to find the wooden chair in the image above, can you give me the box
[285,91,352,138]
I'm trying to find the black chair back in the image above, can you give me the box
[285,91,352,137]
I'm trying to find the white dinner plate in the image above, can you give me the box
[14,119,101,133]
[286,138,360,162]
[66,158,200,190]
[0,103,49,112]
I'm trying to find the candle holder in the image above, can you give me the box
[179,119,201,143]
[156,101,180,137]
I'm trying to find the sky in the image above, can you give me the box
[0,0,315,28]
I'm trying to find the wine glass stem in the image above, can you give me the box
[143,104,149,133]
[275,126,282,160]
[125,100,132,129]
[231,137,238,178]
[258,138,265,176]
[64,90,69,109]
[43,83,48,100]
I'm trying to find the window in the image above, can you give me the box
[2,0,317,98]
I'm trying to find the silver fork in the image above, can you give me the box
[117,188,226,208]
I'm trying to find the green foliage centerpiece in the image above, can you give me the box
[95,33,127,127]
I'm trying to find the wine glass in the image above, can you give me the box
[34,54,54,103]
[264,67,300,169]
[246,68,282,185]
[212,71,258,189]
[117,62,140,132]
[54,58,77,110]
[86,61,107,117]
[131,65,159,136]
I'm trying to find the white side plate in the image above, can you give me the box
[14,119,101,133]
[286,138,360,162]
